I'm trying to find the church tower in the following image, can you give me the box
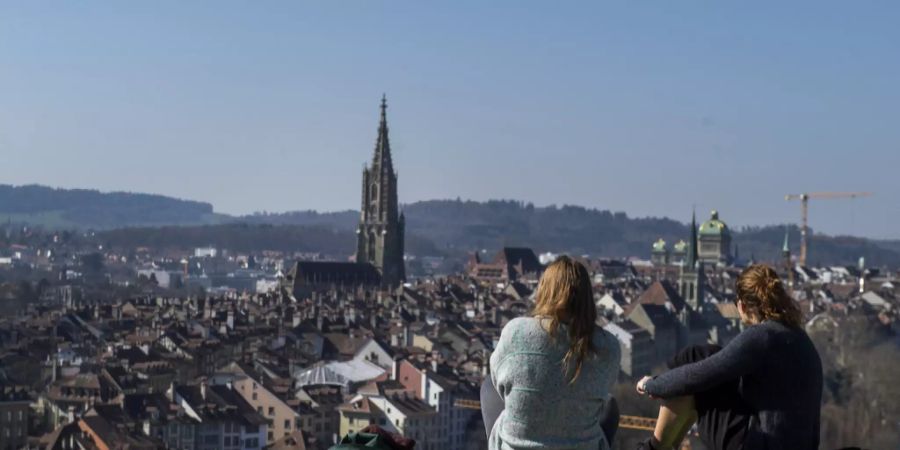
[679,209,705,311]
[356,96,406,287]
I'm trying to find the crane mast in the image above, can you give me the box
[784,192,872,266]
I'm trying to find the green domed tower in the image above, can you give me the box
[671,239,688,264]
[651,238,669,265]
[698,210,732,265]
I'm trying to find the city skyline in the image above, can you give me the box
[1,2,898,239]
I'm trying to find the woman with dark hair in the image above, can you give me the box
[481,255,621,450]
[635,264,823,449]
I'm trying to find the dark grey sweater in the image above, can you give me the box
[644,320,823,449]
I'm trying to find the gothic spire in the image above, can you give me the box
[687,208,698,269]
[373,94,393,174]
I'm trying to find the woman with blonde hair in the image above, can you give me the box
[481,255,621,450]
[636,264,822,450]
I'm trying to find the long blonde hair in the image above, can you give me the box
[532,255,597,383]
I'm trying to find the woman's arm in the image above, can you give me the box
[642,325,769,398]
[489,318,522,396]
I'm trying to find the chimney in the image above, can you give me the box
[392,357,401,381]
[200,379,208,400]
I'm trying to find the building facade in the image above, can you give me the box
[0,386,30,450]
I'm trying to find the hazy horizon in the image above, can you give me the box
[2,2,898,238]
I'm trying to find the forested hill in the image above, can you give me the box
[0,184,226,229]
[3,186,899,266]
[248,199,900,267]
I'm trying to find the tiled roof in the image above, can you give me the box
[637,280,686,312]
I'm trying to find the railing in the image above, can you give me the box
[453,399,658,431]
[453,399,694,448]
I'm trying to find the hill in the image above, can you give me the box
[96,223,442,258]
[0,184,226,229]
[253,199,900,267]
[3,185,899,266]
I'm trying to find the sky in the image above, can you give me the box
[1,2,898,238]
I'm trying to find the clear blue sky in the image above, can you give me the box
[1,2,897,238]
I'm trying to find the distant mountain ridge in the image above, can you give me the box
[0,184,227,229]
[3,184,899,266]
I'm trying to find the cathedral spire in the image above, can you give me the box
[687,208,698,269]
[373,94,393,175]
[357,95,405,287]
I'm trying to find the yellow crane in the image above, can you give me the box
[784,192,873,266]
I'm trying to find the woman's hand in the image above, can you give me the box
[636,376,653,396]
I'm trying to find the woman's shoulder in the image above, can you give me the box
[503,316,543,334]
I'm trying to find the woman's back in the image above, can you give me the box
[488,317,621,450]
[645,320,823,449]
[741,320,823,449]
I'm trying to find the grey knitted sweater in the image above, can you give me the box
[488,317,621,450]
[644,320,823,449]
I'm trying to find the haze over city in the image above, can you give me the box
[1,1,898,239]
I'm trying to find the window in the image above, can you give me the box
[252,393,258,401]
[284,419,290,430]
[268,407,274,416]
[267,430,273,441]
[244,437,258,448]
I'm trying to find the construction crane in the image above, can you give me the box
[784,192,873,266]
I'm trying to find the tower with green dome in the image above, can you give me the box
[651,238,669,265]
[698,210,733,266]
